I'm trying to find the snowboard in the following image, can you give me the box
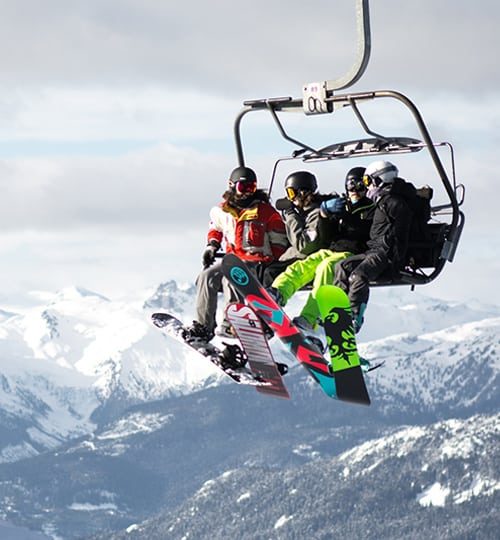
[151,312,270,387]
[226,303,290,399]
[316,285,371,405]
[221,253,337,399]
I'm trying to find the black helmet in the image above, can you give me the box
[345,167,366,193]
[284,171,317,200]
[229,166,257,185]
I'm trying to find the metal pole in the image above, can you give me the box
[325,0,371,93]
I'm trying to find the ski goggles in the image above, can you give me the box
[362,174,373,187]
[286,186,313,201]
[286,186,298,200]
[231,180,257,194]
[346,178,366,193]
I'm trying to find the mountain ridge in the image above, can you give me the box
[0,281,499,463]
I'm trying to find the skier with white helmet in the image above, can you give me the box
[334,160,417,333]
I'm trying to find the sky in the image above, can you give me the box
[0,0,499,307]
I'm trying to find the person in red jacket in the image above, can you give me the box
[184,166,288,341]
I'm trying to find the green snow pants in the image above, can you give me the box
[271,249,352,325]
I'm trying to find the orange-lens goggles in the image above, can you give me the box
[362,174,372,187]
[286,186,297,200]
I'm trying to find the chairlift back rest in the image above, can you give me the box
[369,186,446,286]
[405,221,448,269]
[369,221,449,287]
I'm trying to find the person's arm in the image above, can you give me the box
[266,209,289,260]
[282,204,330,256]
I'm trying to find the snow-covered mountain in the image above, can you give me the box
[0,284,220,463]
[0,282,498,465]
[101,413,499,540]
[362,315,500,416]
[0,281,498,538]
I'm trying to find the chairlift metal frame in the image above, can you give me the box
[231,0,464,288]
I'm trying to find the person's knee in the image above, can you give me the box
[315,248,332,259]
[316,258,330,275]
[348,271,366,288]
[334,258,349,278]
[202,266,221,288]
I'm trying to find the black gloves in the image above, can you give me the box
[202,241,220,269]
[275,197,294,212]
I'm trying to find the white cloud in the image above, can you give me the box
[0,228,204,304]
[1,1,498,96]
[0,86,237,143]
[0,143,233,230]
[0,0,498,303]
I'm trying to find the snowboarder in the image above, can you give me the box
[261,170,337,287]
[267,167,374,333]
[184,166,288,341]
[334,160,417,333]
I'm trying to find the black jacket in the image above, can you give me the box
[327,196,375,254]
[367,178,415,267]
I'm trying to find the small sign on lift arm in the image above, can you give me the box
[303,81,333,115]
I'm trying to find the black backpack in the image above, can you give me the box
[405,185,433,267]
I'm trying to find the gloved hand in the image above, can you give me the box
[320,196,346,217]
[275,197,294,212]
[202,242,220,269]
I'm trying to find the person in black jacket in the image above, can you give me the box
[334,160,415,333]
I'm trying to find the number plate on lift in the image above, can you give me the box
[303,81,333,115]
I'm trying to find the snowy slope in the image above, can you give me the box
[0,285,221,462]
[101,413,500,540]
[344,285,500,342]
[0,281,498,463]
[361,316,500,413]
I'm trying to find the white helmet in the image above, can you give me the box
[364,160,399,186]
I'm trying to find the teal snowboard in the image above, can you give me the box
[316,285,370,405]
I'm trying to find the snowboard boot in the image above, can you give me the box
[360,357,370,373]
[215,320,236,338]
[351,303,367,334]
[182,321,215,344]
[266,286,285,307]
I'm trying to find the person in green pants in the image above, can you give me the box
[268,167,375,331]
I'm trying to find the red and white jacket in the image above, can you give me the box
[207,195,288,263]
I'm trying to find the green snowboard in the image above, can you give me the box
[316,285,370,405]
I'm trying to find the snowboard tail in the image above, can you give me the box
[316,285,370,405]
[222,254,337,399]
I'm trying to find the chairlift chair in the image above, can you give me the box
[232,91,465,289]
[230,0,464,289]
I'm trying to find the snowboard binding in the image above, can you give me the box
[220,343,248,370]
